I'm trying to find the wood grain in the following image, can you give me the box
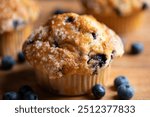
[0,0,150,100]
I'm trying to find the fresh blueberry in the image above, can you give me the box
[117,84,134,100]
[92,84,105,99]
[53,9,68,15]
[131,42,144,55]
[24,92,38,100]
[1,56,15,70]
[3,91,20,100]
[17,52,25,63]
[18,85,38,100]
[18,85,33,96]
[114,76,129,88]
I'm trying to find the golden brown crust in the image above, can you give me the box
[81,0,148,17]
[23,13,124,79]
[0,0,39,33]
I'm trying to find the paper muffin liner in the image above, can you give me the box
[36,66,110,96]
[97,12,145,34]
[0,25,32,58]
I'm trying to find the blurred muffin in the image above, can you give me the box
[23,13,124,96]
[81,0,148,34]
[0,0,39,58]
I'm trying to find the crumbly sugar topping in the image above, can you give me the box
[23,13,124,79]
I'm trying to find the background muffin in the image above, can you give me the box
[0,0,39,58]
[23,13,124,96]
[81,0,148,34]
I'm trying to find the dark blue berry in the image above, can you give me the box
[117,84,134,100]
[142,3,148,10]
[65,16,75,23]
[24,92,38,100]
[92,33,97,40]
[18,85,38,100]
[114,8,122,16]
[53,9,68,15]
[3,91,20,100]
[92,84,105,99]
[131,42,144,55]
[13,20,20,29]
[1,56,15,70]
[87,54,107,74]
[18,85,33,95]
[114,76,129,88]
[18,52,25,63]
[92,54,107,67]
[54,41,59,48]
[27,39,34,45]
[13,20,25,29]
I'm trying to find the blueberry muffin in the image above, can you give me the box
[81,0,148,34]
[23,13,124,96]
[0,0,39,57]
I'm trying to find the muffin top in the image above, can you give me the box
[23,13,124,79]
[0,0,39,33]
[81,0,148,17]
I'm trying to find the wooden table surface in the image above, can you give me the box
[0,0,150,100]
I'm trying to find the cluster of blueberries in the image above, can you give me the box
[92,76,134,100]
[3,85,38,100]
[91,41,142,100]
[1,52,25,70]
[1,52,38,100]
